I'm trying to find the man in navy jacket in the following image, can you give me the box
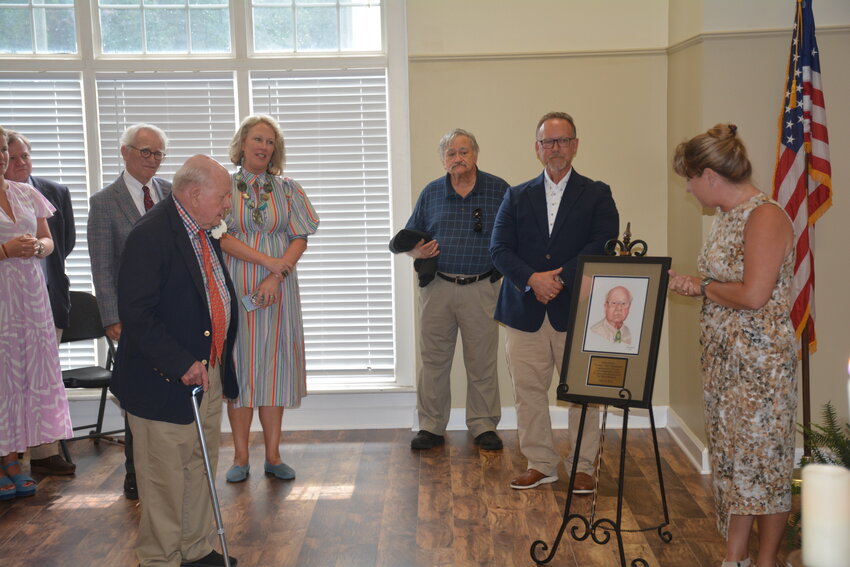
[111,155,239,567]
[491,112,619,493]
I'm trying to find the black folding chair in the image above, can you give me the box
[58,291,124,462]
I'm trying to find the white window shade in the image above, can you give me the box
[252,69,394,387]
[0,73,94,368]
[96,72,238,181]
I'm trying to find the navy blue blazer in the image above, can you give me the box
[110,195,239,424]
[30,176,76,328]
[490,170,619,333]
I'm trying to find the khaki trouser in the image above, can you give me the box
[416,276,501,437]
[129,365,223,567]
[504,314,600,476]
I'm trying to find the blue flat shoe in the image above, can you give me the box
[0,475,15,501]
[264,461,295,480]
[225,464,250,483]
[2,461,36,497]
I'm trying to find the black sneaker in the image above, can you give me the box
[410,430,445,450]
[474,431,503,451]
[124,473,138,500]
[181,550,238,566]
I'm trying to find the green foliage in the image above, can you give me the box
[800,402,850,468]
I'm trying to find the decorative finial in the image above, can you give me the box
[604,222,647,256]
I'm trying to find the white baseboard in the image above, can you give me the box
[69,391,668,434]
[665,407,711,475]
[67,390,419,434]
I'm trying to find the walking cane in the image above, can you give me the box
[190,385,232,567]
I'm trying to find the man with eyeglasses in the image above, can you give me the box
[396,128,509,451]
[590,286,633,345]
[87,122,171,501]
[490,111,619,493]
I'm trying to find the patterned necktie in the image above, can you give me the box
[198,229,226,367]
[614,329,622,343]
[142,185,154,212]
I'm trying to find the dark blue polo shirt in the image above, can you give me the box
[405,169,509,275]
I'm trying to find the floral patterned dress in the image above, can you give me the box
[224,171,319,409]
[698,193,797,538]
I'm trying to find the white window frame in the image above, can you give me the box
[0,0,414,392]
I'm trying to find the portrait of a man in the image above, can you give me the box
[590,286,633,345]
[582,277,647,355]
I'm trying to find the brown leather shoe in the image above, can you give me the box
[30,454,76,475]
[509,468,557,490]
[572,472,595,494]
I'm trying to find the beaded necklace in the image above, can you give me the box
[235,169,273,225]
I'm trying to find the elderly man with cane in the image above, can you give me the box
[110,155,239,567]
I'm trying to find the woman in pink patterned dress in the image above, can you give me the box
[668,124,796,567]
[0,126,73,500]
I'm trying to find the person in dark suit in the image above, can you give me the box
[490,111,619,493]
[111,155,239,567]
[87,123,171,499]
[4,130,77,476]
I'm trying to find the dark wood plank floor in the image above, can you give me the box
[0,428,794,566]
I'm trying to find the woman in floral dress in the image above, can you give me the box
[220,115,319,483]
[668,124,797,567]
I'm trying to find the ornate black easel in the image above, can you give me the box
[530,224,673,567]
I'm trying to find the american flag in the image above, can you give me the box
[772,0,832,353]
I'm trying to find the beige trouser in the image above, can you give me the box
[416,276,501,437]
[129,365,223,567]
[30,327,66,460]
[505,314,600,477]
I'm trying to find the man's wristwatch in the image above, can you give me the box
[700,277,715,296]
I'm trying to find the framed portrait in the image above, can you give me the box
[558,255,671,409]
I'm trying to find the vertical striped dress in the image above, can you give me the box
[224,171,319,409]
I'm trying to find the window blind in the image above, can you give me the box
[0,74,94,368]
[96,72,238,181]
[252,69,395,386]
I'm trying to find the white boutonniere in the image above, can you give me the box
[210,220,228,239]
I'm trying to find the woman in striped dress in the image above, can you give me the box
[221,115,319,482]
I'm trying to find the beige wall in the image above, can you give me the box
[402,0,850,442]
[666,41,706,440]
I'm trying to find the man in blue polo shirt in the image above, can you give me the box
[400,129,509,451]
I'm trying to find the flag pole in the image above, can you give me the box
[801,321,811,457]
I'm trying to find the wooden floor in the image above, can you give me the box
[0,428,795,567]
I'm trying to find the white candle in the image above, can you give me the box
[802,463,850,567]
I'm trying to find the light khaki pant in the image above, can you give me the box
[129,365,223,567]
[416,276,501,437]
[505,314,600,477]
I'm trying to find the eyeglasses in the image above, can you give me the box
[536,137,575,149]
[127,144,166,160]
[473,208,483,233]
